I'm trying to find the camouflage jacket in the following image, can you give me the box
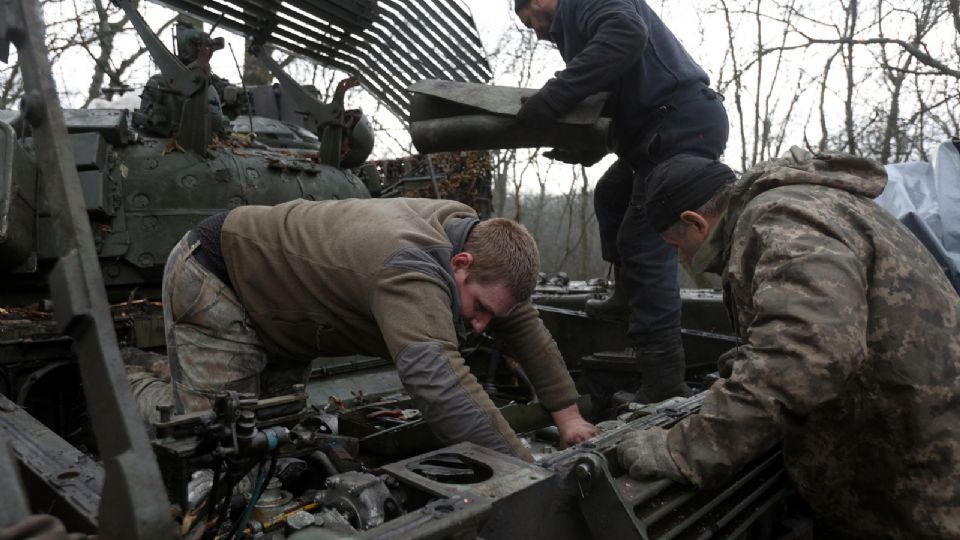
[669,148,960,537]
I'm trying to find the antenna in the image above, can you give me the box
[208,12,225,35]
[228,42,255,136]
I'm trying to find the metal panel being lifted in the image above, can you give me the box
[152,0,493,121]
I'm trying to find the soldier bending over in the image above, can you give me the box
[618,150,960,538]
[132,198,597,460]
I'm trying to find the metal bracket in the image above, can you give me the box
[248,43,342,137]
[111,0,203,98]
[572,451,648,540]
[8,0,174,537]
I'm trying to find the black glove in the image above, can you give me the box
[517,92,560,128]
[543,148,606,167]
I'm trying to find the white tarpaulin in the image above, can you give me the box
[876,139,960,293]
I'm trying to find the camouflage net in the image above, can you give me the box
[373,151,494,217]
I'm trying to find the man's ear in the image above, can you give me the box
[679,211,709,235]
[450,252,474,270]
[532,0,551,11]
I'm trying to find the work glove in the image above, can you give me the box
[517,92,560,129]
[617,427,688,483]
[543,148,606,167]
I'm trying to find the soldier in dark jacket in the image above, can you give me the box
[514,0,729,402]
[618,149,960,538]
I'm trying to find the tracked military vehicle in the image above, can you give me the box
[0,0,805,538]
[0,0,389,446]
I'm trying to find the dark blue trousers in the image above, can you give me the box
[594,91,729,344]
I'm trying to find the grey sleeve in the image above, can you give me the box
[371,268,533,460]
[396,342,524,458]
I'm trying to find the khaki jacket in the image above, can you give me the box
[222,198,578,459]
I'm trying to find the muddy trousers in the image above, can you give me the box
[132,232,310,421]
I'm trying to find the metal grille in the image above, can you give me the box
[152,0,493,121]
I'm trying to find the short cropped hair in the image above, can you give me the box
[663,182,737,238]
[462,218,540,301]
[515,0,532,11]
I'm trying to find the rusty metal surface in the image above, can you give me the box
[538,393,790,540]
[0,393,103,534]
[0,441,30,528]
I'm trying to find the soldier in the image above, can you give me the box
[132,198,597,460]
[133,22,230,137]
[513,0,729,403]
[617,150,960,537]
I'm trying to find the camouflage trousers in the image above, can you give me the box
[132,232,311,420]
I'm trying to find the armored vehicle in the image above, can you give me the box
[0,0,805,538]
[0,0,500,438]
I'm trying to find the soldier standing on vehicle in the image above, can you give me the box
[513,0,729,403]
[131,198,597,460]
[617,150,960,538]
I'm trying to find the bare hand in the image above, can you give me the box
[556,417,599,448]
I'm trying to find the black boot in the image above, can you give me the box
[585,266,630,322]
[635,331,691,403]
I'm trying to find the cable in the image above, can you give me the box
[229,429,282,539]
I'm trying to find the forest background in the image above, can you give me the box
[1,0,957,279]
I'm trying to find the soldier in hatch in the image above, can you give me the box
[617,150,960,538]
[132,198,597,460]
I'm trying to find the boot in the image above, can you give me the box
[585,266,630,322]
[635,332,691,403]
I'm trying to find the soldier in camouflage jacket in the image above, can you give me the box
[617,148,960,538]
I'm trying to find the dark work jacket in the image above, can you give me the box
[541,0,710,153]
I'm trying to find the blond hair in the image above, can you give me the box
[462,218,540,301]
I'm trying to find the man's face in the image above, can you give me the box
[517,0,555,41]
[451,253,517,334]
[661,211,714,267]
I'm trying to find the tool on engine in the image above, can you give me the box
[150,386,361,538]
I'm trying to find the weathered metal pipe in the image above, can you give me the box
[408,79,615,155]
[410,114,612,154]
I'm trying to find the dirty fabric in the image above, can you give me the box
[662,148,960,538]
[161,233,303,413]
[127,369,172,425]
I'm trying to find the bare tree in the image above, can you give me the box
[485,0,560,217]
[708,0,957,165]
[73,0,176,107]
[715,0,750,170]
[0,60,21,110]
